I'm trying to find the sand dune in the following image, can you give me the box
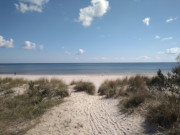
[0,74,159,135]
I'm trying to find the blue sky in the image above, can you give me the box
[0,0,180,63]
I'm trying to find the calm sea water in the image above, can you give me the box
[0,63,177,75]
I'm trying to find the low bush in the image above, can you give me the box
[171,65,180,86]
[123,94,145,109]
[146,95,180,129]
[74,81,96,95]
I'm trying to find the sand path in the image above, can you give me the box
[26,90,148,135]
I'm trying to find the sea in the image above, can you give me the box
[0,63,178,75]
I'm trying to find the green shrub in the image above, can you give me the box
[74,81,96,95]
[150,69,167,87]
[171,66,180,86]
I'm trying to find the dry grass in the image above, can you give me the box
[98,79,128,98]
[73,81,96,95]
[0,78,69,135]
[99,72,180,134]
[122,94,145,110]
[0,77,27,94]
[146,95,180,129]
[98,75,150,98]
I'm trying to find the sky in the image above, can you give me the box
[0,0,180,63]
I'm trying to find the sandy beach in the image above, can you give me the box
[0,74,155,89]
[0,74,159,135]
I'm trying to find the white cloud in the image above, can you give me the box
[23,41,36,50]
[15,0,49,13]
[155,35,160,39]
[39,45,44,50]
[162,37,173,41]
[76,49,84,55]
[142,17,150,26]
[0,35,14,48]
[166,17,178,23]
[77,0,109,27]
[166,47,180,54]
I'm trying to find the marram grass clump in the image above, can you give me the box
[73,81,96,95]
[98,75,150,98]
[123,94,145,109]
[146,95,180,129]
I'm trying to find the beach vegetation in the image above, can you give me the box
[73,81,96,95]
[99,65,180,134]
[0,78,27,94]
[70,80,77,85]
[0,78,69,135]
[146,95,179,129]
[98,76,150,98]
[123,94,145,110]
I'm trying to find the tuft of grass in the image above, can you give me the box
[98,79,127,98]
[0,78,28,95]
[123,94,145,109]
[127,75,149,93]
[146,95,180,129]
[74,81,96,95]
[0,78,69,135]
[98,76,149,98]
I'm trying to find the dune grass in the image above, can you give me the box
[73,81,96,95]
[146,95,180,129]
[99,70,180,134]
[0,78,69,135]
[122,94,145,110]
[98,75,150,98]
[0,77,27,93]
